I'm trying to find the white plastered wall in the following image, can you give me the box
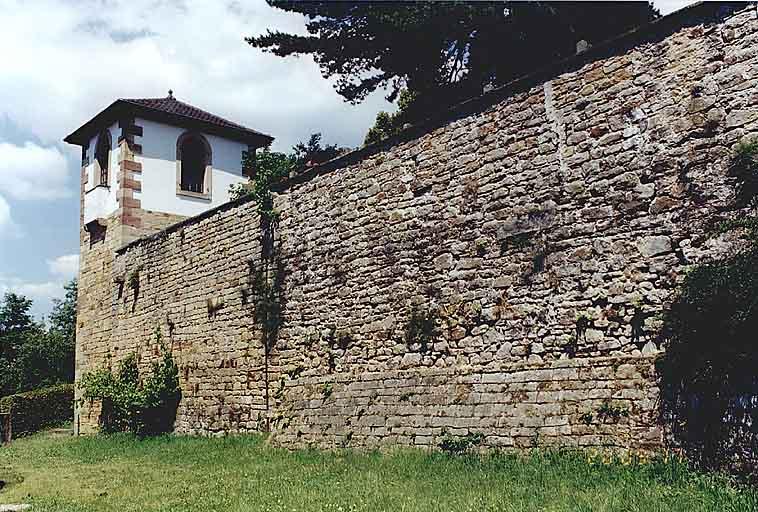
[135,118,248,217]
[83,122,120,225]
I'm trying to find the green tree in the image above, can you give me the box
[0,293,34,346]
[18,279,78,391]
[248,2,659,134]
[49,279,77,341]
[16,329,74,391]
[291,133,344,167]
[364,89,416,146]
[0,281,77,397]
[229,147,295,206]
[229,133,347,203]
[0,292,35,395]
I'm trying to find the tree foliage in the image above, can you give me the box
[364,89,416,146]
[291,133,344,167]
[249,1,659,133]
[729,139,758,208]
[49,280,78,341]
[658,142,758,482]
[229,132,347,205]
[0,280,77,397]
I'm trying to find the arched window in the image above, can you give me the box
[177,132,212,197]
[94,130,111,186]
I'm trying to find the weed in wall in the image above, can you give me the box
[579,412,594,425]
[404,305,439,353]
[596,401,629,423]
[127,268,140,290]
[438,431,485,455]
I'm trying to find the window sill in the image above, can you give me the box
[85,184,110,194]
[177,189,211,200]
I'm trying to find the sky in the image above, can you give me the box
[0,0,696,319]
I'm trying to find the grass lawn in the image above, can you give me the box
[0,430,756,512]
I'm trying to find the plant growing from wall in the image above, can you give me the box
[79,328,180,436]
[575,313,591,337]
[126,268,141,312]
[127,268,140,290]
[565,313,592,358]
[404,305,439,353]
[499,231,534,253]
[230,134,346,215]
[438,431,484,455]
[250,261,284,353]
[596,401,629,423]
[245,208,287,423]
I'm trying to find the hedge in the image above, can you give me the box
[0,383,74,440]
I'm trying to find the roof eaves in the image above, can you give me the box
[64,99,274,146]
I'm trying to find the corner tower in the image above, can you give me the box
[64,92,273,433]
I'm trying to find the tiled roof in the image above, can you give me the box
[120,94,269,138]
[64,92,273,146]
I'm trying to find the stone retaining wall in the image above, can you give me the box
[76,4,758,449]
[273,356,660,450]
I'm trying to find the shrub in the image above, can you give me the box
[657,144,758,482]
[729,139,758,207]
[79,329,180,436]
[657,245,758,481]
[0,383,74,439]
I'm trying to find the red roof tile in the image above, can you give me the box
[64,93,273,147]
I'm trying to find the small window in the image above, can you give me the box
[86,219,107,248]
[95,130,111,186]
[177,132,212,197]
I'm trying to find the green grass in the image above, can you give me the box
[1,430,756,512]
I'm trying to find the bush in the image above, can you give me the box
[79,329,180,436]
[0,383,74,439]
[657,245,758,481]
[729,139,758,208]
[657,143,758,482]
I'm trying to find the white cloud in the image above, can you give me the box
[654,0,698,16]
[0,141,70,200]
[0,253,77,317]
[0,0,393,152]
[0,281,65,302]
[47,254,79,280]
[0,193,21,238]
[0,275,67,319]
[0,194,11,233]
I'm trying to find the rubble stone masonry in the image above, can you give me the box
[76,5,758,449]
